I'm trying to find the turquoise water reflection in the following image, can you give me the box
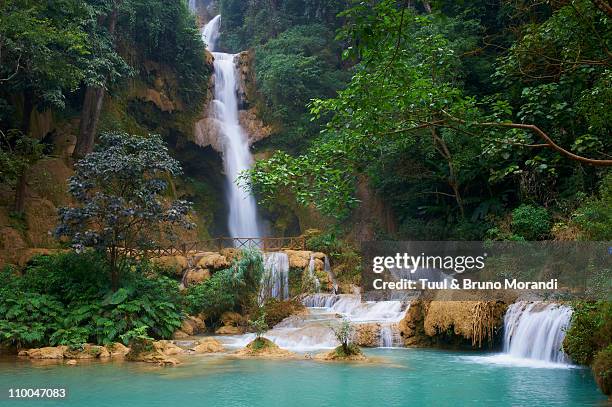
[0,348,606,406]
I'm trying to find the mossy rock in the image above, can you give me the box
[317,344,366,361]
[235,337,294,358]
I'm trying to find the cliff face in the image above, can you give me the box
[398,299,508,349]
[0,49,223,268]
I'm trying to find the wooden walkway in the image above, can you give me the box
[133,236,306,258]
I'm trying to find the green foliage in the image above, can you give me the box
[254,24,347,150]
[0,252,183,348]
[572,172,612,240]
[119,0,209,105]
[0,0,91,110]
[247,0,610,241]
[0,131,45,186]
[183,249,263,321]
[55,132,194,288]
[248,312,269,338]
[510,204,551,240]
[255,298,304,328]
[592,345,612,396]
[563,301,612,365]
[330,317,356,355]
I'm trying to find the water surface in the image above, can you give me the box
[0,348,606,406]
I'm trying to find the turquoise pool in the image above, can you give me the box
[0,348,606,406]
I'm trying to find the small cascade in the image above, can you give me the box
[188,0,196,12]
[307,254,321,292]
[216,293,409,352]
[503,302,573,364]
[323,255,339,294]
[301,293,343,308]
[259,252,290,302]
[379,324,402,348]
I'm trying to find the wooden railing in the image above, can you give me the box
[136,236,306,258]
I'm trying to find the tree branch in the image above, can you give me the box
[441,111,612,166]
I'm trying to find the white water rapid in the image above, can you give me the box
[466,301,574,369]
[502,302,573,363]
[202,16,263,239]
[216,294,407,352]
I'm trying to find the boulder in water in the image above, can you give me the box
[106,342,130,358]
[18,346,67,359]
[179,315,205,336]
[191,338,225,353]
[315,344,367,361]
[126,339,181,366]
[153,341,185,356]
[235,337,295,358]
[63,344,109,359]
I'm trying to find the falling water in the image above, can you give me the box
[188,0,196,12]
[307,255,321,292]
[323,255,339,294]
[202,16,262,239]
[379,324,402,347]
[503,302,573,363]
[259,252,290,302]
[216,293,408,352]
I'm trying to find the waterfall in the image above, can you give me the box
[202,15,220,51]
[503,302,573,364]
[188,0,196,12]
[202,16,262,240]
[259,252,290,302]
[307,255,321,292]
[323,255,339,294]
[379,324,401,347]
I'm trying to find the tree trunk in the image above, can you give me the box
[13,170,27,214]
[72,3,119,159]
[110,246,119,291]
[73,86,105,159]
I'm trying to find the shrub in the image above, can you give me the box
[248,313,268,338]
[592,345,612,395]
[511,204,551,240]
[572,172,612,240]
[0,253,183,348]
[183,249,263,321]
[563,301,612,365]
[258,299,304,328]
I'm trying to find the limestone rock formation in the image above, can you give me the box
[354,323,382,347]
[234,337,295,358]
[191,338,225,353]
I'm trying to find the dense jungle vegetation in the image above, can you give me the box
[0,0,610,390]
[245,0,611,242]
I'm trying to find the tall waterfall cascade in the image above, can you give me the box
[502,302,573,364]
[202,16,263,239]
